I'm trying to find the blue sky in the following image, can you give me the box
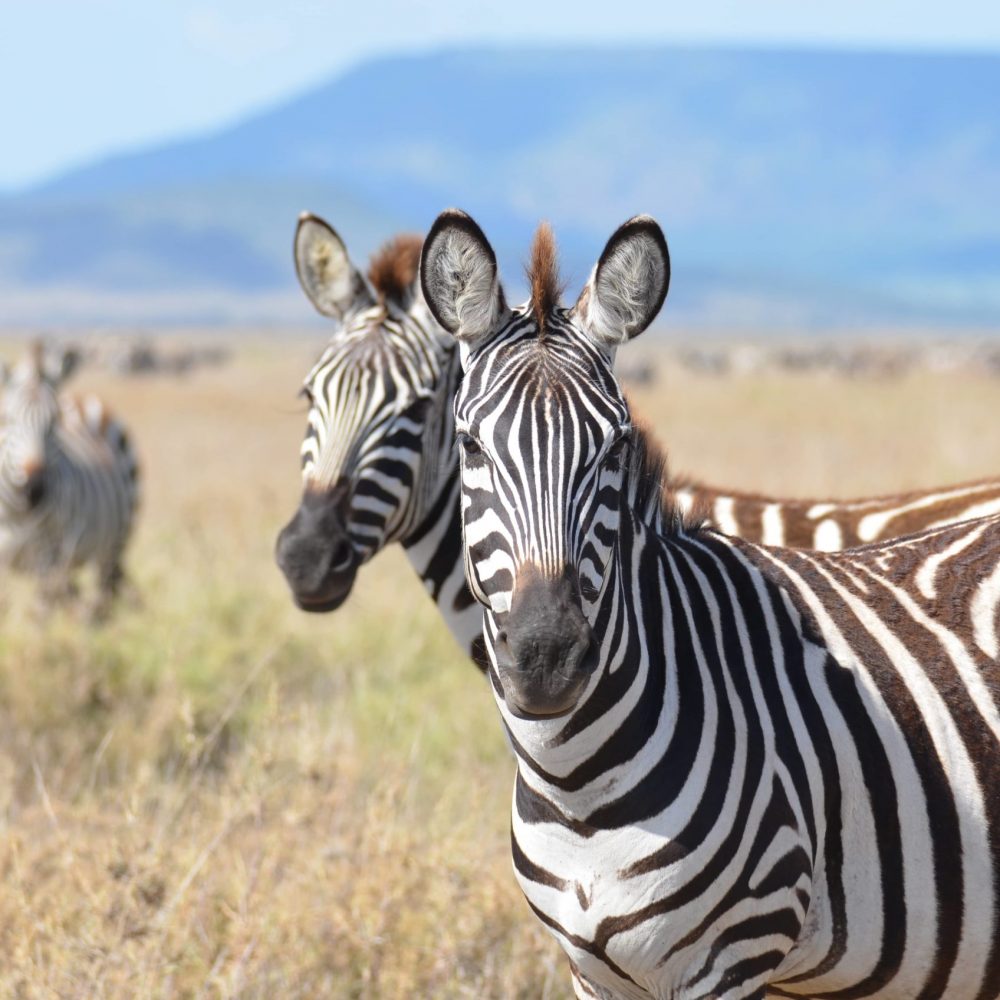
[3,0,1000,191]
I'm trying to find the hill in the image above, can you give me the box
[3,46,1000,326]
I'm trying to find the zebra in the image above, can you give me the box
[273,214,486,658]
[0,341,140,615]
[275,212,1000,675]
[419,208,1000,999]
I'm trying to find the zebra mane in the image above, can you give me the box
[628,417,706,536]
[367,234,424,307]
[526,222,564,338]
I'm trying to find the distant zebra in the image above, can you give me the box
[275,213,1000,674]
[0,342,140,615]
[420,209,1000,999]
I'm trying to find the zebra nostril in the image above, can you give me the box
[26,475,45,508]
[330,537,353,568]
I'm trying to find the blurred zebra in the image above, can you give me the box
[276,213,1000,673]
[420,209,1000,999]
[274,214,485,656]
[0,342,140,614]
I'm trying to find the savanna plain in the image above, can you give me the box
[2,333,999,999]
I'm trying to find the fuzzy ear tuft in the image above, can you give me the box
[38,344,80,386]
[294,213,376,320]
[57,346,81,383]
[40,347,83,386]
[575,216,670,348]
[420,209,507,345]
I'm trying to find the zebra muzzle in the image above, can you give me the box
[495,565,597,718]
[275,486,358,612]
[24,467,46,508]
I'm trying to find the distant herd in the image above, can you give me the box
[6,211,1000,999]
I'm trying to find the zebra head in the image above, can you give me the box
[276,214,458,612]
[0,342,80,511]
[421,210,669,718]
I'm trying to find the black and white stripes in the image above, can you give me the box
[276,217,1000,682]
[0,342,139,612]
[275,215,480,655]
[421,210,1000,1000]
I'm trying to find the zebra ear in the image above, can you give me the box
[420,209,507,348]
[294,213,376,320]
[43,345,80,385]
[574,216,670,348]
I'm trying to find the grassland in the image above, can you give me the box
[2,334,1000,998]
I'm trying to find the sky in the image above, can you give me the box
[3,0,1000,192]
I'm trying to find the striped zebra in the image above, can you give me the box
[0,342,140,615]
[275,213,1000,674]
[274,214,485,655]
[419,209,1000,1000]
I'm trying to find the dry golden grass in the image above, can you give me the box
[1,334,999,998]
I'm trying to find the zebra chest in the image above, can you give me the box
[513,810,816,999]
[513,823,709,997]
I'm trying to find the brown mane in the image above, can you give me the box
[526,222,564,337]
[628,410,707,535]
[367,233,423,306]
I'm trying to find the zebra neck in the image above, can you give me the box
[501,517,794,830]
[401,473,482,650]
[400,348,484,662]
[496,448,682,784]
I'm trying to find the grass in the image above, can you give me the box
[2,334,1000,997]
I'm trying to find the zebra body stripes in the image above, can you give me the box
[676,480,1000,551]
[0,343,140,611]
[276,214,1000,678]
[420,209,1000,999]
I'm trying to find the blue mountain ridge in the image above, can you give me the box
[3,45,999,326]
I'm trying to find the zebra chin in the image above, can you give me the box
[286,571,358,613]
[494,650,597,719]
[492,565,598,719]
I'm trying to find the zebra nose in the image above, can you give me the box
[275,485,358,612]
[328,536,352,570]
[25,468,45,507]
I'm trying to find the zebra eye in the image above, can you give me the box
[603,434,629,469]
[457,433,481,456]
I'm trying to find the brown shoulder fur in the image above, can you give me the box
[367,234,424,306]
[526,222,564,337]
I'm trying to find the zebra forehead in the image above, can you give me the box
[311,320,427,377]
[463,342,626,428]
